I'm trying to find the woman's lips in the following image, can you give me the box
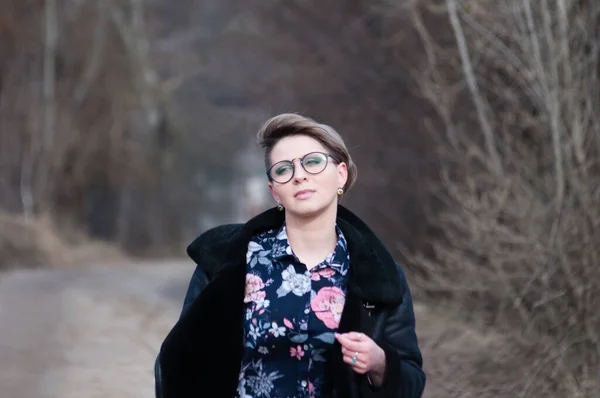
[295,189,315,199]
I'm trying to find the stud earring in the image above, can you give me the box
[277,204,284,211]
[337,188,344,196]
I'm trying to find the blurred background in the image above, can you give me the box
[1,0,599,397]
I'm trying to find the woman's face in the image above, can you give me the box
[268,135,348,218]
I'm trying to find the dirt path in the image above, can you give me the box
[0,261,513,398]
[0,261,192,398]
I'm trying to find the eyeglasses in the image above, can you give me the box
[267,151,340,184]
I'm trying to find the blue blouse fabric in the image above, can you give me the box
[236,224,350,398]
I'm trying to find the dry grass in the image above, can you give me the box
[415,302,521,397]
[0,212,126,270]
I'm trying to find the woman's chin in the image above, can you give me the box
[287,200,335,218]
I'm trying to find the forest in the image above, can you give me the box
[1,0,599,396]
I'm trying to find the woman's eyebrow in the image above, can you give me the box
[272,152,321,163]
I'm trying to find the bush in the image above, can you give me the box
[407,1,600,396]
[0,213,124,270]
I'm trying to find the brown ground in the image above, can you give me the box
[0,260,518,398]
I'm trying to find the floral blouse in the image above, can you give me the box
[236,223,350,398]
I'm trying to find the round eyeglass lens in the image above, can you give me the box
[269,161,294,182]
[268,152,330,183]
[302,152,328,174]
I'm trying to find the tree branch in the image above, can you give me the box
[446,0,503,176]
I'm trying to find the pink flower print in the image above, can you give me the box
[309,380,314,396]
[317,268,336,279]
[310,286,346,329]
[290,345,304,360]
[310,267,336,281]
[244,273,266,304]
[283,318,294,330]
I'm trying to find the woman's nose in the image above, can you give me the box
[292,159,309,181]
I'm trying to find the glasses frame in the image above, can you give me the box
[266,151,340,184]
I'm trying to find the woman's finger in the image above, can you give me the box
[338,331,369,342]
[343,354,365,367]
[343,349,366,365]
[335,333,361,351]
[343,356,368,374]
[341,347,358,357]
[342,348,370,364]
[350,332,367,342]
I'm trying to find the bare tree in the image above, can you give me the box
[406,0,600,395]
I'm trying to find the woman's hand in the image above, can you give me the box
[335,331,386,386]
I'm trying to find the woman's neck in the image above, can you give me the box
[284,206,338,270]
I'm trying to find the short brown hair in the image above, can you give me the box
[257,113,358,194]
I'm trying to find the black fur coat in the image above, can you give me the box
[156,205,425,398]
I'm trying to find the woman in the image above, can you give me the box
[155,113,426,398]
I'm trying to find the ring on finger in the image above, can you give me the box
[351,351,359,364]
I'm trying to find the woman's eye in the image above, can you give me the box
[276,166,292,175]
[305,157,323,165]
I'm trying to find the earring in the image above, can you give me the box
[277,204,284,211]
[337,188,344,196]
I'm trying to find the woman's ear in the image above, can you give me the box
[268,183,279,203]
[337,162,348,188]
